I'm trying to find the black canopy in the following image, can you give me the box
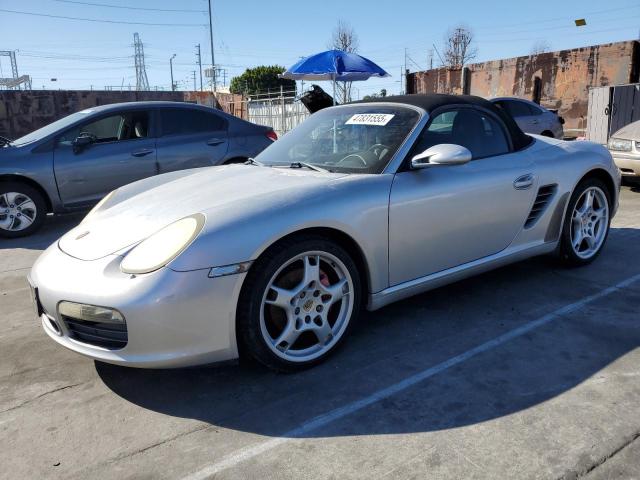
[358,93,532,151]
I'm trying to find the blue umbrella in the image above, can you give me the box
[281,49,389,104]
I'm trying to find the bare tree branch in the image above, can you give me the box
[530,40,551,55]
[442,25,477,68]
[328,20,359,103]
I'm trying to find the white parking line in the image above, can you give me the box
[182,272,640,480]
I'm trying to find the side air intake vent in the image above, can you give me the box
[525,184,557,228]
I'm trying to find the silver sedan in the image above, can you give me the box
[29,94,620,372]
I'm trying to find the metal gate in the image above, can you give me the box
[610,84,640,135]
[245,89,309,137]
[587,83,640,143]
[587,86,611,144]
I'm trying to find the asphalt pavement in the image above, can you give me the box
[1,186,639,480]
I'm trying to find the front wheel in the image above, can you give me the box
[559,178,611,266]
[0,183,46,238]
[237,236,361,372]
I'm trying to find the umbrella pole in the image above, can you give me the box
[332,75,337,153]
[332,78,336,106]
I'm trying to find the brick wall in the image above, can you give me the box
[407,40,640,135]
[0,90,246,139]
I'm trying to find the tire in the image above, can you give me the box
[237,235,361,372]
[559,178,611,267]
[0,182,47,238]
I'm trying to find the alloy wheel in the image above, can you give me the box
[570,186,609,259]
[0,192,37,232]
[259,251,354,362]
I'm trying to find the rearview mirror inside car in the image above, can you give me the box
[411,143,472,169]
[72,134,94,154]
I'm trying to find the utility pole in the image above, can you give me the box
[208,0,216,95]
[432,43,445,66]
[192,70,197,91]
[403,47,407,95]
[428,49,434,70]
[195,44,203,91]
[169,54,176,91]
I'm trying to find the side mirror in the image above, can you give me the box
[72,134,94,154]
[411,144,472,169]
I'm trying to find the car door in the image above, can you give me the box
[155,106,229,173]
[388,106,537,286]
[502,99,540,134]
[53,109,157,208]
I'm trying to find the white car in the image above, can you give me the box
[608,120,640,180]
[491,97,564,139]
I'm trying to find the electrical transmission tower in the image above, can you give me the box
[133,33,149,91]
[0,51,31,90]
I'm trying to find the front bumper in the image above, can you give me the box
[612,153,640,177]
[29,243,246,368]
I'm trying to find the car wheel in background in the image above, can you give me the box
[559,178,611,267]
[237,235,361,372]
[0,182,46,238]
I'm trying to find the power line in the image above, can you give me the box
[50,0,207,13]
[0,8,207,27]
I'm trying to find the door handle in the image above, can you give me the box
[207,138,225,146]
[131,148,154,157]
[531,119,539,124]
[514,174,534,190]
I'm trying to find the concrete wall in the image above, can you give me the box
[407,40,640,135]
[0,90,246,139]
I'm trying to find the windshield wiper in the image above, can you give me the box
[245,157,265,167]
[290,161,329,173]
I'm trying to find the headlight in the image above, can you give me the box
[120,214,205,274]
[83,190,116,223]
[608,138,632,152]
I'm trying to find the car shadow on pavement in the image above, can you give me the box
[96,227,640,439]
[0,213,83,251]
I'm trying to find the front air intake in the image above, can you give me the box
[525,184,557,229]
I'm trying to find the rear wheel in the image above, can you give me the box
[237,235,361,372]
[0,182,46,238]
[559,178,611,266]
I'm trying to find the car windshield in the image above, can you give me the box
[10,109,94,146]
[255,105,421,174]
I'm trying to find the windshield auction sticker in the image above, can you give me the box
[346,113,395,126]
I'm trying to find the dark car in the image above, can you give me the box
[0,101,277,237]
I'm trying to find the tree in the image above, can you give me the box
[229,65,295,96]
[328,20,360,103]
[530,40,551,55]
[442,25,477,68]
[362,88,387,101]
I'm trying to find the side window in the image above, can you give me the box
[411,108,510,161]
[526,103,544,116]
[58,111,150,146]
[503,100,531,118]
[160,108,226,136]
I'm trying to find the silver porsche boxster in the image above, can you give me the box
[29,94,620,372]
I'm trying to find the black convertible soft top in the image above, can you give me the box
[358,93,532,151]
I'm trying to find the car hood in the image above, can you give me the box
[58,165,348,261]
[611,121,640,141]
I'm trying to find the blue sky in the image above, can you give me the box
[0,0,639,96]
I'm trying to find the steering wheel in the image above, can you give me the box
[366,143,391,160]
[337,153,367,167]
[78,131,98,142]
